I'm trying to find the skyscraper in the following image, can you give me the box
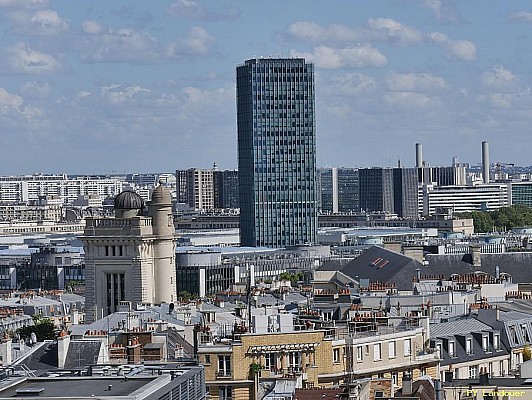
[237,58,317,247]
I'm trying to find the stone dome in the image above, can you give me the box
[150,181,172,206]
[114,190,144,210]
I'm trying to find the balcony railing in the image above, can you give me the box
[216,370,232,378]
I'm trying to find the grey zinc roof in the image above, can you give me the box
[425,252,532,283]
[430,318,492,338]
[336,245,424,290]
[497,310,532,322]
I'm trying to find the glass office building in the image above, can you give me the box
[236,58,317,247]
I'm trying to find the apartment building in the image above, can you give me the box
[197,325,346,400]
[430,317,510,382]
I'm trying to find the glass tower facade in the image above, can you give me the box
[237,58,317,247]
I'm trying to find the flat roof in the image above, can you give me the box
[0,376,157,398]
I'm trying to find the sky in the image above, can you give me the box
[0,0,531,175]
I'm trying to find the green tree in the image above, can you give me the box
[458,205,532,233]
[17,316,56,342]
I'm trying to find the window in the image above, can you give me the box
[204,355,210,364]
[333,348,340,363]
[499,360,504,376]
[482,336,488,351]
[388,341,396,359]
[494,334,500,350]
[466,338,473,354]
[287,352,301,371]
[404,339,411,357]
[374,343,382,361]
[218,355,231,377]
[468,365,478,379]
[219,386,233,400]
[264,353,276,370]
[365,345,370,355]
[106,273,125,315]
[521,324,530,342]
[356,346,363,362]
[449,341,455,357]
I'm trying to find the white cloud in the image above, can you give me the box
[445,39,477,61]
[7,42,59,74]
[0,0,47,9]
[82,20,103,35]
[166,27,215,57]
[367,18,423,45]
[20,80,50,98]
[0,86,44,124]
[288,21,359,43]
[384,91,438,108]
[287,19,422,45]
[8,9,68,36]
[428,32,477,61]
[80,23,158,63]
[482,66,516,88]
[330,73,376,95]
[291,45,387,69]
[0,87,24,113]
[488,93,514,108]
[508,11,532,23]
[386,72,446,91]
[422,0,461,23]
[167,0,239,21]
[100,84,150,104]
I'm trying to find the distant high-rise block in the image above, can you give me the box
[318,167,359,214]
[175,168,214,210]
[213,170,239,209]
[359,167,419,219]
[237,58,317,247]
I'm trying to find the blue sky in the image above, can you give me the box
[0,0,531,174]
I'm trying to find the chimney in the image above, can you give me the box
[402,372,412,395]
[416,143,423,168]
[482,141,490,184]
[469,244,482,267]
[57,330,70,369]
[434,379,443,400]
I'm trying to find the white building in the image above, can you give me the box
[420,184,509,216]
[82,183,177,323]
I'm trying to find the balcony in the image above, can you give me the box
[415,349,440,362]
[216,370,232,379]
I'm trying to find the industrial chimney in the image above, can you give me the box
[482,141,490,184]
[415,143,423,168]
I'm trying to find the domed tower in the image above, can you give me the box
[113,190,144,218]
[148,181,177,304]
[82,189,155,323]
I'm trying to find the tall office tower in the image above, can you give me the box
[359,167,419,218]
[237,58,317,247]
[175,168,214,210]
[213,170,239,209]
[318,167,359,214]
